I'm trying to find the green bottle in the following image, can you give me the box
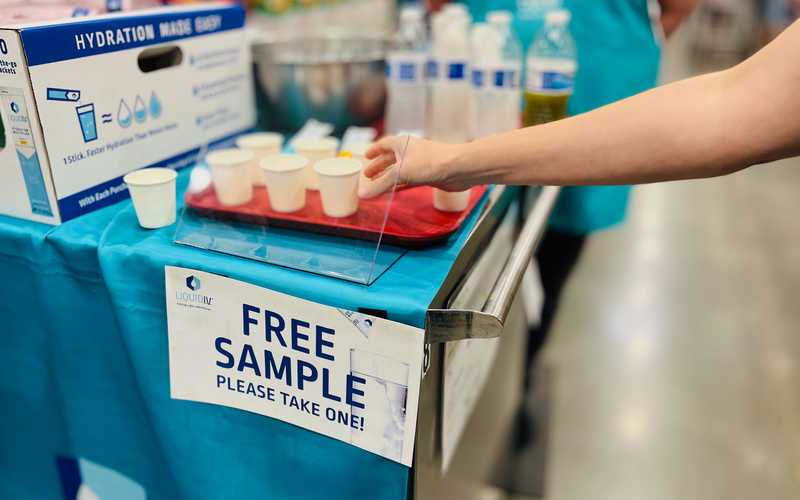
[523,9,577,127]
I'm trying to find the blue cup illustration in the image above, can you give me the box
[76,104,98,142]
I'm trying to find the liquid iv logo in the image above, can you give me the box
[175,274,213,309]
[8,100,27,124]
[186,275,201,291]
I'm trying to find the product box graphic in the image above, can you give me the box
[0,4,255,224]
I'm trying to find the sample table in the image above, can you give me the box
[0,168,556,500]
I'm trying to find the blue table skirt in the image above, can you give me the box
[0,170,487,499]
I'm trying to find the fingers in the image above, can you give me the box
[364,136,405,179]
[364,152,396,179]
[364,139,388,160]
[364,135,410,179]
[365,135,403,159]
[358,167,404,199]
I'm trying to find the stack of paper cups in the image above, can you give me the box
[294,137,340,190]
[235,132,284,186]
[315,158,362,218]
[123,167,178,229]
[206,148,254,206]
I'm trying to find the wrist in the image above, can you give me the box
[436,142,470,186]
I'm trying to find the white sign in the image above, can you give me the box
[165,266,424,466]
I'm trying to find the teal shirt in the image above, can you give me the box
[461,0,661,234]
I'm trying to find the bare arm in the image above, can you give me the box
[364,21,800,193]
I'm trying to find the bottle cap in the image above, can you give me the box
[487,10,512,26]
[442,3,469,17]
[442,3,472,25]
[546,9,570,26]
[400,6,423,22]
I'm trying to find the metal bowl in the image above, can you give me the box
[252,34,388,134]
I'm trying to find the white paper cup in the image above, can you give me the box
[314,158,362,218]
[236,132,284,186]
[260,154,308,213]
[206,148,254,206]
[294,137,340,190]
[433,188,471,212]
[123,167,177,229]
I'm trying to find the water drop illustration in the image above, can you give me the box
[133,95,146,123]
[149,91,162,119]
[117,99,132,128]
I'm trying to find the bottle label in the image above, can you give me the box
[493,69,519,89]
[447,62,467,81]
[387,54,425,83]
[471,69,485,88]
[427,59,438,80]
[399,62,417,82]
[527,68,574,94]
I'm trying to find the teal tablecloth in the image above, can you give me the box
[0,170,486,500]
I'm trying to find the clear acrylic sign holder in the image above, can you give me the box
[174,136,410,285]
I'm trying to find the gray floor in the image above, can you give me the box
[539,152,800,500]
[529,18,800,500]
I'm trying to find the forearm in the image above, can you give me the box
[454,70,741,186]
[365,22,800,193]
[451,35,800,187]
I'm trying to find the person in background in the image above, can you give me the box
[761,0,799,40]
[444,0,697,408]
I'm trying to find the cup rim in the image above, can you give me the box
[123,167,177,187]
[259,154,308,173]
[314,158,362,177]
[236,132,284,150]
[293,136,340,152]
[206,148,254,167]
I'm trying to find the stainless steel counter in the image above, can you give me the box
[413,185,560,499]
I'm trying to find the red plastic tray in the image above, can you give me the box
[185,185,487,247]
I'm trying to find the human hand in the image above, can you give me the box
[360,135,471,198]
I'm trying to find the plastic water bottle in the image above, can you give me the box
[470,23,503,138]
[523,9,577,126]
[428,11,471,143]
[428,8,473,212]
[385,6,428,136]
[485,10,523,133]
[427,10,447,135]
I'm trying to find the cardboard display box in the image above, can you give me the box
[0,3,255,224]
